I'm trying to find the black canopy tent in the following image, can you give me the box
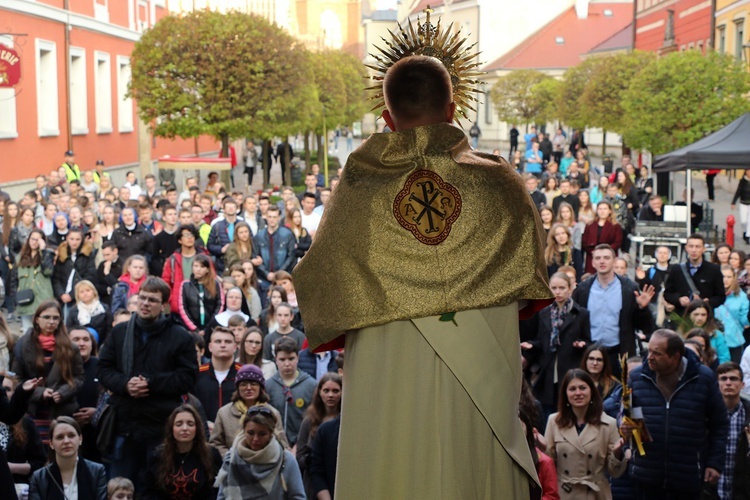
[653,113,750,172]
[652,113,750,237]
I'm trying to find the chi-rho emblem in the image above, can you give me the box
[393,170,462,245]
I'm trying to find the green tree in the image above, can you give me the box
[489,70,554,127]
[531,77,563,126]
[620,50,750,155]
[557,57,606,130]
[129,10,309,184]
[580,51,655,135]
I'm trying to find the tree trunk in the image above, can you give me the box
[261,140,271,188]
[601,130,607,156]
[219,133,232,190]
[282,140,292,186]
[304,132,311,171]
[316,134,323,164]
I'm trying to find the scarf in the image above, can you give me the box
[215,434,285,499]
[135,314,171,344]
[77,299,106,326]
[40,334,57,352]
[549,298,573,352]
[214,309,249,327]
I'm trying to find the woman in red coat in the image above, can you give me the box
[582,201,623,275]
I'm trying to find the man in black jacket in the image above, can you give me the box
[193,327,241,424]
[552,179,580,218]
[637,195,665,222]
[572,244,654,375]
[731,169,750,244]
[95,241,123,306]
[149,205,179,275]
[664,233,725,317]
[524,174,545,211]
[97,276,197,488]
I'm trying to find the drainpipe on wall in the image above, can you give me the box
[709,0,717,51]
[64,0,73,152]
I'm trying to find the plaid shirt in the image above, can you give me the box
[719,403,745,500]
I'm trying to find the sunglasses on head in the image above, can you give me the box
[246,405,273,418]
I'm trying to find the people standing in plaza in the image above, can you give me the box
[97,276,198,487]
[622,329,728,500]
[29,416,107,499]
[12,229,55,332]
[664,233,725,317]
[544,369,626,499]
[572,244,654,373]
[12,301,84,443]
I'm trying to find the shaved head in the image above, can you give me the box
[382,55,454,130]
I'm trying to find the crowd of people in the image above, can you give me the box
[0,135,749,500]
[512,135,750,500]
[0,151,343,499]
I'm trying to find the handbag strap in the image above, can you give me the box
[123,315,136,377]
[680,263,700,296]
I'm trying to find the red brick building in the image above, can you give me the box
[634,0,713,54]
[0,0,218,190]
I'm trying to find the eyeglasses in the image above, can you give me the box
[245,340,262,345]
[137,295,162,305]
[587,357,604,363]
[39,315,61,322]
[246,406,273,417]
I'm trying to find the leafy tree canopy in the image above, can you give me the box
[579,51,656,134]
[129,10,308,148]
[489,69,555,126]
[557,57,606,130]
[620,50,750,155]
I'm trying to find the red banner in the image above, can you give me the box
[0,45,21,88]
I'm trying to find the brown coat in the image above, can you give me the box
[544,412,626,500]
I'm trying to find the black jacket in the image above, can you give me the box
[637,205,664,222]
[29,459,107,499]
[310,415,340,497]
[629,351,728,491]
[572,274,653,356]
[664,260,725,316]
[527,301,591,406]
[529,190,546,210]
[51,241,97,304]
[97,315,198,440]
[112,223,153,260]
[552,193,580,217]
[193,361,242,422]
[95,257,123,305]
[149,229,179,276]
[295,229,312,258]
[0,380,34,500]
[66,303,111,344]
[178,277,224,332]
[733,177,750,206]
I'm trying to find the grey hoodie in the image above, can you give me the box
[266,370,317,446]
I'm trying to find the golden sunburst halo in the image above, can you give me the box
[365,5,485,123]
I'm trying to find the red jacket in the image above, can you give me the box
[582,221,623,274]
[161,248,211,312]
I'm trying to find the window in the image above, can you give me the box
[0,36,18,139]
[95,51,112,134]
[117,56,133,133]
[94,0,109,23]
[718,26,726,54]
[69,47,88,135]
[736,20,745,61]
[36,39,59,137]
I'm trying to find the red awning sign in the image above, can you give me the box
[0,45,21,88]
